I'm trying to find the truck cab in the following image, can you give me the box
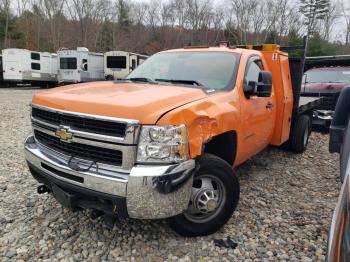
[24,44,318,236]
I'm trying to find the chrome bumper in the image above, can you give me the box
[24,135,195,219]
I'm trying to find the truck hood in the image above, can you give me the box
[32,81,207,124]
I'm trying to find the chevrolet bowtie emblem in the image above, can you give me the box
[55,126,73,142]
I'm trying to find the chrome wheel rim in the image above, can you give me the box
[184,174,226,223]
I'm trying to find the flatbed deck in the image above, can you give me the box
[298,96,322,114]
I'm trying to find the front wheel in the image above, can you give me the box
[167,154,240,237]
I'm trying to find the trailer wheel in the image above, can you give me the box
[167,154,240,237]
[106,75,114,81]
[290,114,311,153]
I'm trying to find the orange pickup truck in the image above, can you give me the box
[24,43,320,236]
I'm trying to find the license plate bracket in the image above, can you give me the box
[52,184,77,210]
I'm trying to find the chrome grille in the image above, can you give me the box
[30,105,140,172]
[34,130,123,166]
[32,107,127,137]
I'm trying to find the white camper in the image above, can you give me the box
[58,47,104,84]
[0,54,3,85]
[2,48,57,86]
[104,51,148,80]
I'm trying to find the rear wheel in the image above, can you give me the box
[167,154,240,237]
[290,114,311,153]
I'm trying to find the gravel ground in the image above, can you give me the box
[0,87,340,262]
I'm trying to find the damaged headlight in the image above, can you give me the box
[137,125,189,163]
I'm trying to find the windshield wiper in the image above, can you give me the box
[127,77,158,84]
[155,79,205,87]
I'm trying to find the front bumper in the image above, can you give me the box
[24,135,195,219]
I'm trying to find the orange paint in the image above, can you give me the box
[32,46,295,167]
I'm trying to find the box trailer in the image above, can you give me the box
[2,49,58,87]
[104,51,148,80]
[58,47,104,84]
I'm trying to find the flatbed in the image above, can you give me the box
[298,96,322,114]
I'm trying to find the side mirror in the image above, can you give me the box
[256,71,272,97]
[243,81,257,97]
[244,71,272,98]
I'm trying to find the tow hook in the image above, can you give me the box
[152,164,199,194]
[37,184,51,194]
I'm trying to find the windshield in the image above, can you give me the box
[60,57,77,70]
[127,51,240,90]
[304,68,350,84]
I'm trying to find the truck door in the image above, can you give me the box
[241,56,276,155]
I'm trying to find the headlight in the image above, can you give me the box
[137,125,189,163]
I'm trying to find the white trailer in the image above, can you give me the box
[104,51,148,80]
[2,48,58,86]
[58,47,104,84]
[0,54,3,85]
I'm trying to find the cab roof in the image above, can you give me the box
[160,44,286,56]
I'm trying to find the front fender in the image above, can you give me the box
[156,92,241,159]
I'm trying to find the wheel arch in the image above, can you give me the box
[203,130,237,166]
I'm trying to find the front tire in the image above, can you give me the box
[167,154,240,237]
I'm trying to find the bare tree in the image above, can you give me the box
[342,1,350,45]
[319,1,341,41]
[1,0,11,48]
[40,0,65,50]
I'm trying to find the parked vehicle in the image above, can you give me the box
[24,42,321,236]
[2,48,58,87]
[0,54,3,85]
[58,47,104,84]
[301,55,350,128]
[104,51,148,80]
[327,86,350,261]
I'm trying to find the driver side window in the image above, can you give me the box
[245,57,264,85]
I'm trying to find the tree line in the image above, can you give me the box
[0,0,349,56]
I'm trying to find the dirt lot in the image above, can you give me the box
[0,87,340,261]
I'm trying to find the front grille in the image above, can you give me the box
[32,107,127,137]
[300,92,340,111]
[34,130,123,166]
